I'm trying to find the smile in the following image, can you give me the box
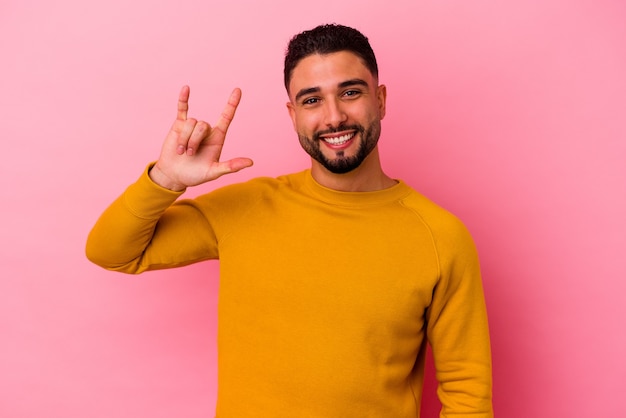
[321,132,355,146]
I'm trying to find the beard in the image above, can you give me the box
[298,120,381,174]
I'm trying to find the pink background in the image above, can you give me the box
[1,0,625,416]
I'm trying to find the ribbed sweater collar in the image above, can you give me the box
[299,169,413,208]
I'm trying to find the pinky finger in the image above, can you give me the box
[214,88,242,136]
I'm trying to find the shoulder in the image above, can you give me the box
[191,171,306,208]
[398,184,476,253]
[208,171,304,196]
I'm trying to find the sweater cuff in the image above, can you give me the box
[122,163,185,219]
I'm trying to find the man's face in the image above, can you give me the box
[287,51,386,174]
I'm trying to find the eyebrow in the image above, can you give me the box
[294,78,370,102]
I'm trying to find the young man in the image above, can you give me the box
[87,24,493,417]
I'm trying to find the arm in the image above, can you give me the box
[85,86,253,273]
[427,222,493,417]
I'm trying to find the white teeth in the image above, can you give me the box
[323,133,354,145]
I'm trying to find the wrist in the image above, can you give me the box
[149,164,186,192]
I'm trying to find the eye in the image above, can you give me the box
[343,89,361,99]
[302,97,320,106]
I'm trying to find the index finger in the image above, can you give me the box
[213,88,242,136]
[177,85,190,121]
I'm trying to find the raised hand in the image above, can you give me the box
[150,86,253,191]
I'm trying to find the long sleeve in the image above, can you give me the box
[426,219,493,417]
[85,165,218,273]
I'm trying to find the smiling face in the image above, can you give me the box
[287,51,386,175]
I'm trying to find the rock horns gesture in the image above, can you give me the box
[150,86,253,191]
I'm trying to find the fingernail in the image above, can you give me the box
[177,145,185,155]
[187,147,194,156]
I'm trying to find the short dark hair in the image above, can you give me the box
[284,24,379,92]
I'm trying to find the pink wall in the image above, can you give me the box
[1,0,624,416]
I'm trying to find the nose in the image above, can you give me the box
[323,98,347,128]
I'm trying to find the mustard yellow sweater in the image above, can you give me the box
[86,167,492,417]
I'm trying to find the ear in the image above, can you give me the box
[377,84,387,120]
[286,101,297,131]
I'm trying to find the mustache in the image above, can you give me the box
[312,124,363,141]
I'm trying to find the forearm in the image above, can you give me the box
[431,303,493,417]
[434,323,493,417]
[85,165,183,273]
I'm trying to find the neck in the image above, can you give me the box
[310,147,397,192]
